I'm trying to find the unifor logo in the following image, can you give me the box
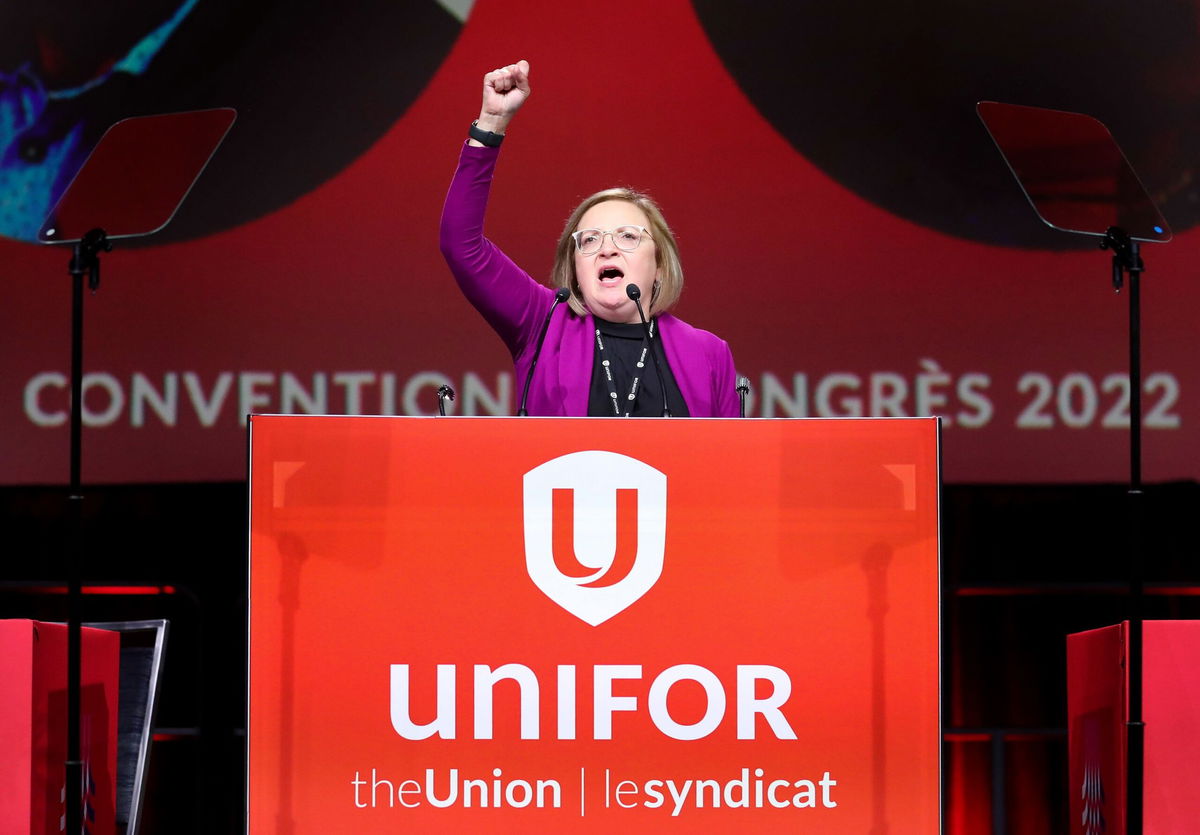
[523,451,666,626]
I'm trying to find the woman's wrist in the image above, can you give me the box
[468,114,509,148]
[474,112,510,134]
[467,121,503,148]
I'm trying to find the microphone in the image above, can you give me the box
[625,284,671,417]
[436,384,455,416]
[518,287,571,416]
[736,375,751,418]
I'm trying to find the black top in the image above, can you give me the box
[586,318,690,417]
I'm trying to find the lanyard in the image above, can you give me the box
[595,319,654,417]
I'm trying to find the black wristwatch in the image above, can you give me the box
[468,120,505,147]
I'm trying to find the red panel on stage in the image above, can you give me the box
[0,620,120,835]
[1068,620,1200,835]
[248,415,940,832]
[1144,621,1200,833]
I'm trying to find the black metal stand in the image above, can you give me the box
[736,376,750,418]
[1100,226,1145,835]
[64,228,110,835]
[35,107,234,834]
[978,101,1167,834]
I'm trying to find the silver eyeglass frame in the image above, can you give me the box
[570,225,651,255]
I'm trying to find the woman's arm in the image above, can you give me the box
[439,61,552,357]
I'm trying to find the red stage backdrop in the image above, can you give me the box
[1,0,1196,484]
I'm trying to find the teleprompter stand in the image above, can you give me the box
[39,107,235,835]
[978,101,1172,835]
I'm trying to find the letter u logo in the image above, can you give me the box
[552,488,638,588]
[524,451,667,625]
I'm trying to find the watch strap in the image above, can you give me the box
[469,120,504,147]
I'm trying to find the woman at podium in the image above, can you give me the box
[440,60,739,417]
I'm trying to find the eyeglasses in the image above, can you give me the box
[571,226,650,255]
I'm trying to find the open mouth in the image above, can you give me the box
[598,266,625,284]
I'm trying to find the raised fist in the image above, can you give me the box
[476,60,530,134]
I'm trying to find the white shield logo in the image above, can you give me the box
[523,450,667,626]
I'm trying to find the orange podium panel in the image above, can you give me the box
[248,416,941,832]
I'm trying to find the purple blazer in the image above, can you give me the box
[439,143,739,417]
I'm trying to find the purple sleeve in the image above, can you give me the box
[661,315,740,417]
[439,142,553,359]
[712,339,740,417]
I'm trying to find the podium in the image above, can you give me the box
[1068,620,1200,835]
[247,416,941,832]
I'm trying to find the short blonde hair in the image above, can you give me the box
[551,188,684,318]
